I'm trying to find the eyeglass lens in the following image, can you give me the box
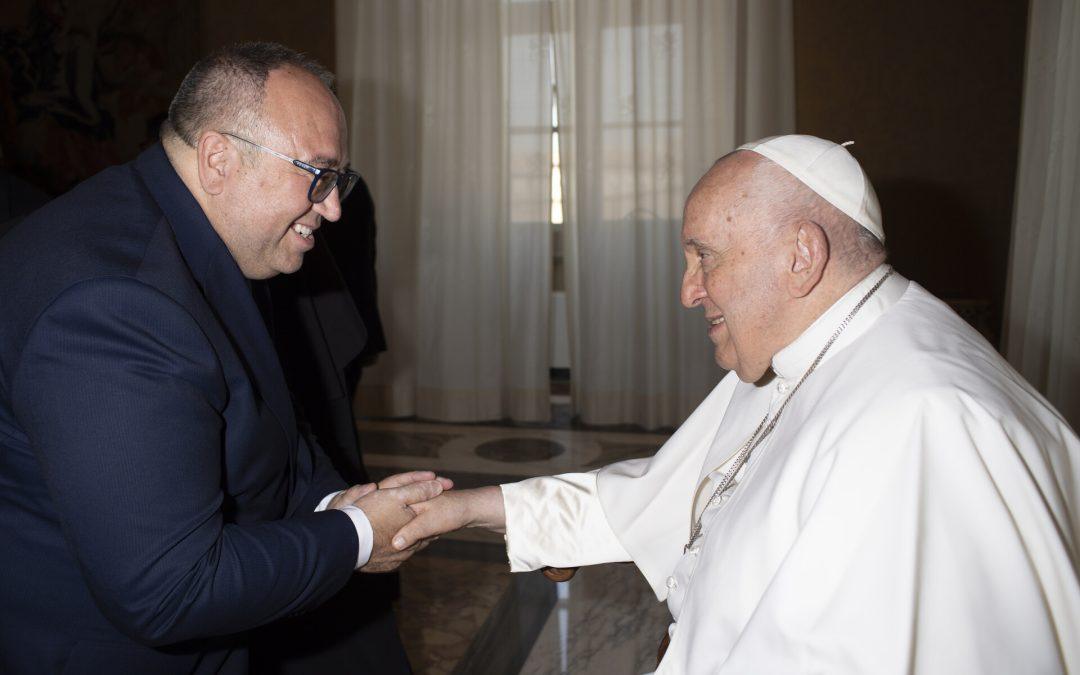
[311,171,358,203]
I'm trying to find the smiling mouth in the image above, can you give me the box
[707,316,725,326]
[292,223,314,240]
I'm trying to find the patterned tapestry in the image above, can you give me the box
[0,0,199,196]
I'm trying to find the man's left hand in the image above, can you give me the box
[328,470,454,510]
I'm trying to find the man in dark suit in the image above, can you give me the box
[0,42,442,673]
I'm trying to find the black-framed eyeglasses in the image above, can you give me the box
[220,131,360,204]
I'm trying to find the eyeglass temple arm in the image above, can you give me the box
[220,132,298,167]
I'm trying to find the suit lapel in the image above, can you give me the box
[201,252,298,451]
[134,144,298,455]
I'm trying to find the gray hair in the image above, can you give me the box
[852,224,887,263]
[162,42,335,147]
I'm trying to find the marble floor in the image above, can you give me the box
[360,407,672,674]
[519,565,671,675]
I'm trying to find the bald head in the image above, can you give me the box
[693,151,886,276]
[162,41,335,148]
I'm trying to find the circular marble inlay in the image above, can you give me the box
[474,437,566,463]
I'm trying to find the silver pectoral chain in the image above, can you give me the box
[684,269,894,552]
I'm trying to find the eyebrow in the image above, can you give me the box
[307,154,342,169]
[683,237,712,250]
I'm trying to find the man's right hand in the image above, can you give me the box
[331,471,453,573]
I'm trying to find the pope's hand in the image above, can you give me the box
[390,486,506,551]
[331,471,455,573]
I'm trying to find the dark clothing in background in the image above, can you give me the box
[261,173,386,485]
[324,176,387,375]
[251,176,405,674]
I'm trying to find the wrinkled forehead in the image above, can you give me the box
[685,151,816,233]
[683,153,768,233]
[262,67,348,165]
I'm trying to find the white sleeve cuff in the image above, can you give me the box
[501,471,630,572]
[316,491,375,569]
[337,505,374,568]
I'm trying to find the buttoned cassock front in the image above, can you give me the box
[502,267,1080,674]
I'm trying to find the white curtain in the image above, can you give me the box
[552,0,795,428]
[1004,0,1080,430]
[336,0,553,422]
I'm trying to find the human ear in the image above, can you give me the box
[788,220,828,298]
[195,132,234,196]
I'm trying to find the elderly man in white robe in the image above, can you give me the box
[392,135,1080,674]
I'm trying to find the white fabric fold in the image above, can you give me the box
[499,267,1080,673]
[501,472,630,572]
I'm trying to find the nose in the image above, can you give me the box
[681,260,706,309]
[312,187,343,222]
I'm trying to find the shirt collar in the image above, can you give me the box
[771,264,908,381]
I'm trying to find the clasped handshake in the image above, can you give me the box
[326,471,505,572]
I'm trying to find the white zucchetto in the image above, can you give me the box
[738,134,885,243]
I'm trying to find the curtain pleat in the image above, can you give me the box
[337,0,794,428]
[554,0,795,429]
[1004,0,1080,430]
[337,0,552,422]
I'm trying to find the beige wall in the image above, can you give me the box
[794,0,1030,345]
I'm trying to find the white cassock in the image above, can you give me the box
[501,265,1080,674]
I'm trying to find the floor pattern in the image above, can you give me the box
[361,412,672,674]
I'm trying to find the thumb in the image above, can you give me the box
[392,515,438,551]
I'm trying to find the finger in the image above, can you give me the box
[392,528,414,551]
[348,483,378,500]
[436,476,454,490]
[378,471,437,490]
[329,483,375,509]
[407,499,435,516]
[396,538,428,556]
[367,539,429,571]
[361,561,402,574]
[390,539,430,562]
[393,516,442,550]
[389,479,444,507]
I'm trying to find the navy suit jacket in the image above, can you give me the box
[0,144,358,673]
